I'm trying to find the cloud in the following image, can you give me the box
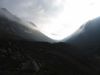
[1,0,99,40]
[0,0,64,26]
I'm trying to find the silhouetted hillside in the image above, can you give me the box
[64,17,100,55]
[0,8,55,42]
[1,8,100,75]
[0,39,100,75]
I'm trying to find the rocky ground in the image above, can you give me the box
[0,39,100,75]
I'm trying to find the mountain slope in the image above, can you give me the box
[64,17,100,54]
[0,8,55,43]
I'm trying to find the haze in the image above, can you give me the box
[0,0,100,40]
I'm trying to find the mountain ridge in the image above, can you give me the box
[0,8,55,43]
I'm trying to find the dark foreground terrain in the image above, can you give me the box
[0,39,100,75]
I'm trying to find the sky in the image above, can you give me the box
[0,0,100,40]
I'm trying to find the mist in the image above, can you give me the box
[0,0,100,40]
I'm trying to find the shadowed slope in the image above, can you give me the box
[0,39,100,75]
[0,8,55,42]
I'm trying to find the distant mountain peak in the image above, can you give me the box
[1,8,7,11]
[0,8,12,15]
[0,8,55,42]
[0,8,21,22]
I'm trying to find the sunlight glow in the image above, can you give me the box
[38,0,100,40]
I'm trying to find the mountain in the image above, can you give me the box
[0,38,100,75]
[0,39,97,75]
[0,8,55,43]
[0,8,100,74]
[63,17,100,55]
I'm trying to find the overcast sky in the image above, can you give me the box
[0,0,66,40]
[0,0,64,26]
[0,0,100,40]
